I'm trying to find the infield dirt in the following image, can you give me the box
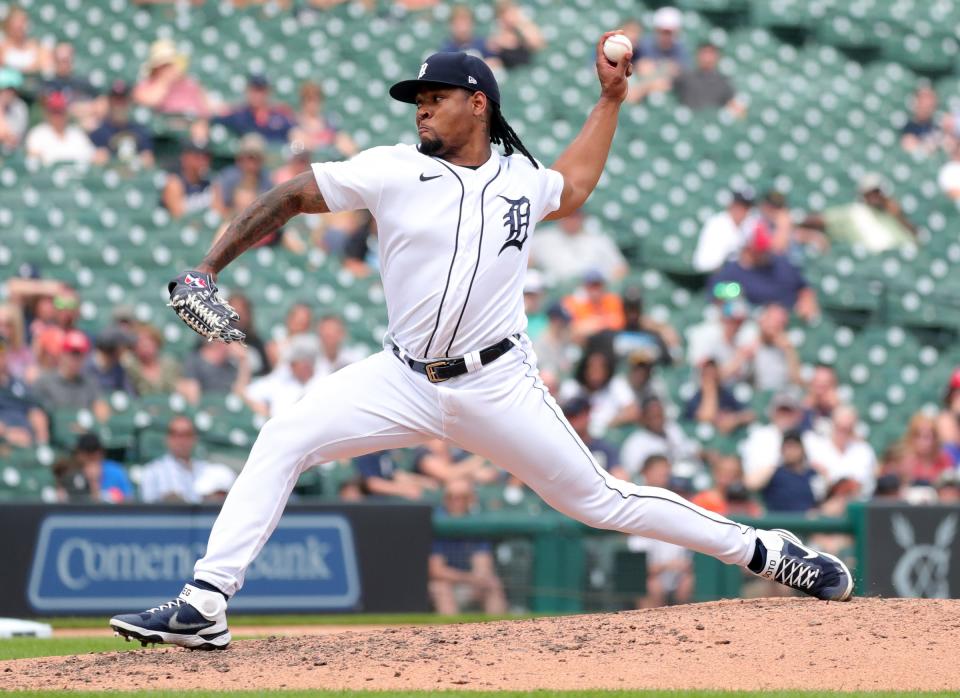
[4,598,958,692]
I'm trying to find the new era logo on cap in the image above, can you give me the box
[467,75,477,85]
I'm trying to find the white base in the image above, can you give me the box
[0,618,53,639]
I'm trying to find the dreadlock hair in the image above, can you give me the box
[488,102,539,169]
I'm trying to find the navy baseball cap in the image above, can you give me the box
[390,52,500,106]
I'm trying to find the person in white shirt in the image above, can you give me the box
[139,416,237,503]
[529,208,627,283]
[314,314,367,377]
[740,386,818,491]
[692,188,755,273]
[938,141,960,200]
[685,297,757,374]
[24,91,97,166]
[620,396,699,478]
[244,334,323,418]
[803,405,877,496]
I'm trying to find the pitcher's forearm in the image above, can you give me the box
[198,172,328,276]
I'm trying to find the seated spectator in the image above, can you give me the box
[89,80,155,167]
[686,297,756,375]
[936,370,960,464]
[707,226,819,321]
[562,348,633,437]
[133,38,212,117]
[0,303,35,382]
[122,322,183,397]
[24,92,96,165]
[724,303,801,392]
[801,363,839,433]
[936,470,960,504]
[529,209,627,284]
[757,190,799,256]
[265,302,313,369]
[486,0,544,70]
[413,439,499,485]
[627,454,694,607]
[161,141,213,219]
[429,479,508,615]
[619,288,680,364]
[41,43,103,131]
[620,396,699,479]
[682,358,754,435]
[760,430,823,513]
[353,449,432,500]
[228,293,269,376]
[619,19,645,69]
[315,314,367,377]
[0,336,49,447]
[73,432,133,503]
[692,188,755,273]
[562,396,626,479]
[290,81,356,157]
[213,74,295,143]
[563,270,626,340]
[799,173,917,254]
[0,67,27,153]
[139,416,237,503]
[522,269,548,341]
[86,327,134,395]
[630,6,688,101]
[900,84,939,155]
[690,454,762,517]
[0,5,51,75]
[211,133,273,220]
[673,42,743,116]
[804,405,877,496]
[244,335,321,418]
[937,141,960,200]
[608,347,671,428]
[899,412,953,485]
[440,4,492,59]
[740,385,811,490]
[33,329,109,422]
[181,340,250,402]
[532,302,575,377]
[272,142,312,185]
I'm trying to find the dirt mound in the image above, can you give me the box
[4,598,959,692]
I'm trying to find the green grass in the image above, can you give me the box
[0,637,143,660]
[5,691,957,698]
[43,613,532,629]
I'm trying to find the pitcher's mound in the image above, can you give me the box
[4,598,959,692]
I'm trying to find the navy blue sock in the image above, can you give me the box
[191,578,229,601]
[747,539,766,573]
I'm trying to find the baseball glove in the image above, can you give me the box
[167,270,246,344]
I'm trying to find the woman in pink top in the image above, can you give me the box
[133,39,212,117]
[291,81,356,157]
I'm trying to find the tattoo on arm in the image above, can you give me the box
[199,172,327,275]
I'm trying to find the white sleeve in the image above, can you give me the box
[138,464,159,503]
[692,214,733,273]
[534,166,565,222]
[311,147,386,213]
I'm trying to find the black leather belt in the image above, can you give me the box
[392,336,518,383]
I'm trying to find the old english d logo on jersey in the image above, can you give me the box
[497,195,531,255]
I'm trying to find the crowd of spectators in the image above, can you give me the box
[4,2,960,613]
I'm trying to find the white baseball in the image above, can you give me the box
[602,34,633,64]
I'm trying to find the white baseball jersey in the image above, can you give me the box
[311,144,564,358]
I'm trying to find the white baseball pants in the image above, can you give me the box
[194,335,757,596]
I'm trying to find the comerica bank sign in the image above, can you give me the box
[27,514,360,612]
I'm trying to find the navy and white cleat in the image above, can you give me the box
[753,528,854,601]
[109,583,231,650]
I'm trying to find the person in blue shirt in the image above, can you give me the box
[706,224,820,321]
[89,80,154,167]
[440,5,493,59]
[74,432,133,503]
[761,430,822,513]
[213,74,295,143]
